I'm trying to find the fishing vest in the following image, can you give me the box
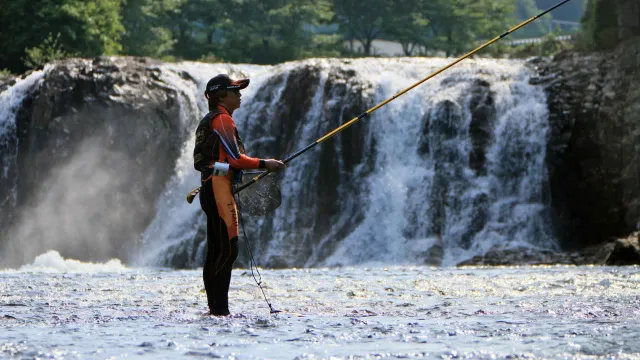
[193,110,248,172]
[193,110,222,172]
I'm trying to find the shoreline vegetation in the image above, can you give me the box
[1,0,589,76]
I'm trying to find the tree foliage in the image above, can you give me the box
[23,33,76,68]
[120,0,179,58]
[0,0,586,73]
[333,0,387,55]
[385,0,430,56]
[0,0,124,73]
[218,0,339,64]
[335,0,516,57]
[424,0,516,56]
[580,0,620,50]
[513,0,550,38]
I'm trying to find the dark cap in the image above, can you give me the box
[204,74,250,96]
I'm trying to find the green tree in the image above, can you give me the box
[427,0,516,56]
[219,0,337,64]
[23,33,76,68]
[513,0,551,38]
[580,0,619,50]
[165,0,224,60]
[121,0,178,58]
[333,0,388,56]
[0,0,125,73]
[58,0,125,56]
[0,0,43,72]
[385,0,430,56]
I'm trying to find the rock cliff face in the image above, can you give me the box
[533,19,640,250]
[0,57,195,267]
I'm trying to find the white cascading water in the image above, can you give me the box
[323,59,553,266]
[136,58,554,267]
[0,68,48,209]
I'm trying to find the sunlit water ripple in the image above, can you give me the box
[1,254,639,359]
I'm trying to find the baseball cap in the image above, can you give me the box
[204,74,250,96]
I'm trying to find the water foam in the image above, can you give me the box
[18,250,127,273]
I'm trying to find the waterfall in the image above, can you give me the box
[136,57,555,268]
[0,68,48,221]
[323,59,554,266]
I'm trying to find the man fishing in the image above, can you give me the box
[193,74,285,316]
[184,0,573,316]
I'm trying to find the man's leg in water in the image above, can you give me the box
[203,214,224,311]
[200,178,226,314]
[212,235,238,315]
[211,176,240,315]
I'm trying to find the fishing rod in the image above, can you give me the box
[186,0,573,204]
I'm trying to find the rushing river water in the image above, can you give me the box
[1,252,639,359]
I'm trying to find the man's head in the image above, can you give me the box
[204,74,250,112]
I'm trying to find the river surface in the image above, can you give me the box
[1,252,639,359]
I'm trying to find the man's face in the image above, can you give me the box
[221,89,242,110]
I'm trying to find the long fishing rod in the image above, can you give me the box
[186,0,573,204]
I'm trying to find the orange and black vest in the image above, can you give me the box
[193,110,248,172]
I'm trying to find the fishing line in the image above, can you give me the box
[234,185,281,314]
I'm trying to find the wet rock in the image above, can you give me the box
[605,232,640,265]
[161,216,207,269]
[468,79,496,176]
[459,193,489,250]
[0,56,194,266]
[457,232,640,266]
[423,234,444,266]
[456,246,565,266]
[533,36,640,250]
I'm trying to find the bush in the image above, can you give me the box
[23,33,75,68]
